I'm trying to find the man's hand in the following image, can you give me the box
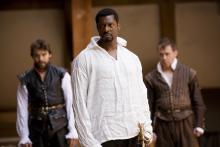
[193,128,204,137]
[143,136,151,146]
[152,132,157,142]
[67,139,79,147]
[20,143,32,147]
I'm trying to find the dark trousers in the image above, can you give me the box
[101,136,142,147]
[155,115,199,147]
[29,119,68,147]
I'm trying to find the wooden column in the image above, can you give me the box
[158,0,176,42]
[69,0,93,58]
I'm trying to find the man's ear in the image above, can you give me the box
[175,50,178,57]
[117,23,121,31]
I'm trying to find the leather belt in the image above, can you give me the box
[39,104,65,111]
[166,109,181,113]
[29,104,65,114]
[158,108,186,114]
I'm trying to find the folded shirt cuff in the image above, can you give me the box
[144,131,153,144]
[65,131,79,139]
[18,137,32,145]
[195,127,204,134]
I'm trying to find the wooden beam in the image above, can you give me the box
[157,0,216,42]
[92,0,156,7]
[0,0,216,10]
[0,0,64,10]
[175,0,215,3]
[158,0,176,42]
[92,0,215,7]
[64,0,74,64]
[71,0,93,57]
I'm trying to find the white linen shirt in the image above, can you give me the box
[71,36,152,147]
[16,72,78,145]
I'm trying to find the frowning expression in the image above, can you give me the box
[97,15,120,42]
[159,45,178,70]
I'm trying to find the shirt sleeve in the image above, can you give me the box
[71,57,102,147]
[16,84,32,145]
[61,72,79,139]
[144,74,156,126]
[189,69,206,128]
[135,56,153,140]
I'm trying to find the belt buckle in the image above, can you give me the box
[45,106,49,111]
[167,109,181,113]
[174,109,180,113]
[51,105,56,109]
[40,106,48,115]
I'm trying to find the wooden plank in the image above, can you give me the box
[64,0,74,63]
[92,0,216,6]
[176,0,215,3]
[0,0,64,10]
[71,0,93,57]
[0,0,216,10]
[92,0,156,6]
[158,0,176,42]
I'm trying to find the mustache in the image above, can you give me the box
[37,61,47,65]
[103,32,112,36]
[34,62,48,69]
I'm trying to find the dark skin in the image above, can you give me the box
[97,15,120,59]
[96,15,152,145]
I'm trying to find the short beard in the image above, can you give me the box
[101,33,113,42]
[34,62,49,71]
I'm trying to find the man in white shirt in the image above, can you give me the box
[16,39,78,147]
[71,8,152,147]
[145,37,206,147]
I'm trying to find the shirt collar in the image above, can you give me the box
[89,36,127,48]
[157,58,178,73]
